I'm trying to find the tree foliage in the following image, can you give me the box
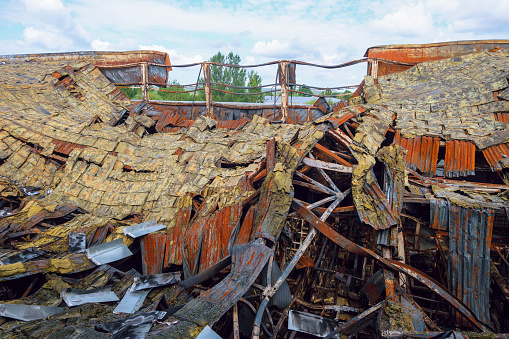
[297,85,313,96]
[121,51,266,103]
[206,51,265,103]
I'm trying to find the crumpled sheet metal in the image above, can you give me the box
[123,219,166,238]
[149,241,272,338]
[288,310,339,337]
[113,283,151,314]
[0,247,45,265]
[86,238,133,265]
[132,272,181,291]
[61,286,119,307]
[0,303,64,321]
[95,310,167,339]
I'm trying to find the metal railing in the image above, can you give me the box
[119,57,411,122]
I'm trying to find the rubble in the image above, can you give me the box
[0,42,508,338]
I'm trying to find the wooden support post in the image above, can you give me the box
[279,61,289,123]
[141,62,149,102]
[203,62,214,118]
[397,226,407,288]
[370,59,379,80]
[266,137,276,173]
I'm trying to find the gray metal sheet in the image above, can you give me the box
[132,272,181,291]
[95,311,166,339]
[113,283,151,314]
[0,303,63,321]
[288,310,339,338]
[86,238,132,265]
[61,287,119,307]
[0,247,45,265]
[68,232,86,253]
[123,220,166,238]
[195,325,222,339]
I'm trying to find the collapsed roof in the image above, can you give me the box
[0,44,508,338]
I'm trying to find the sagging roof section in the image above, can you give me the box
[0,43,508,338]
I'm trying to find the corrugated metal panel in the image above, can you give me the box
[495,112,509,123]
[429,198,449,231]
[394,133,440,177]
[482,143,509,171]
[448,203,494,323]
[444,140,475,177]
[141,234,166,275]
[50,140,86,155]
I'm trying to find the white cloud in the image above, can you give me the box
[91,39,111,50]
[139,45,203,64]
[20,0,65,13]
[1,0,508,86]
[369,3,435,37]
[251,39,320,60]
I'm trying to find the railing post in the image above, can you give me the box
[279,61,289,123]
[370,59,379,80]
[203,62,214,118]
[141,62,149,102]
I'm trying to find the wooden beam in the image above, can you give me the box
[314,143,352,167]
[303,157,353,173]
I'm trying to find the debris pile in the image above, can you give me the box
[0,45,508,338]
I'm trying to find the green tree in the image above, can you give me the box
[298,85,313,96]
[202,51,263,103]
[247,70,264,103]
[209,52,247,102]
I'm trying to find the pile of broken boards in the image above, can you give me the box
[0,50,507,339]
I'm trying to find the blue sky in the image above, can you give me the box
[1,0,508,87]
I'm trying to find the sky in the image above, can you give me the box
[1,0,508,88]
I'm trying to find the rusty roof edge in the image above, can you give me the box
[363,39,509,57]
[0,50,172,69]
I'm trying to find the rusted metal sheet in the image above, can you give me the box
[0,51,171,86]
[448,205,494,323]
[50,140,86,155]
[444,140,476,177]
[365,40,509,77]
[145,100,326,124]
[394,133,440,177]
[141,234,167,276]
[182,202,243,275]
[495,112,509,123]
[482,143,509,171]
[152,241,272,337]
[216,117,251,129]
[430,198,449,231]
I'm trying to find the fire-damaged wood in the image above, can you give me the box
[0,42,508,339]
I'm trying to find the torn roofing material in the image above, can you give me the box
[0,44,508,338]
